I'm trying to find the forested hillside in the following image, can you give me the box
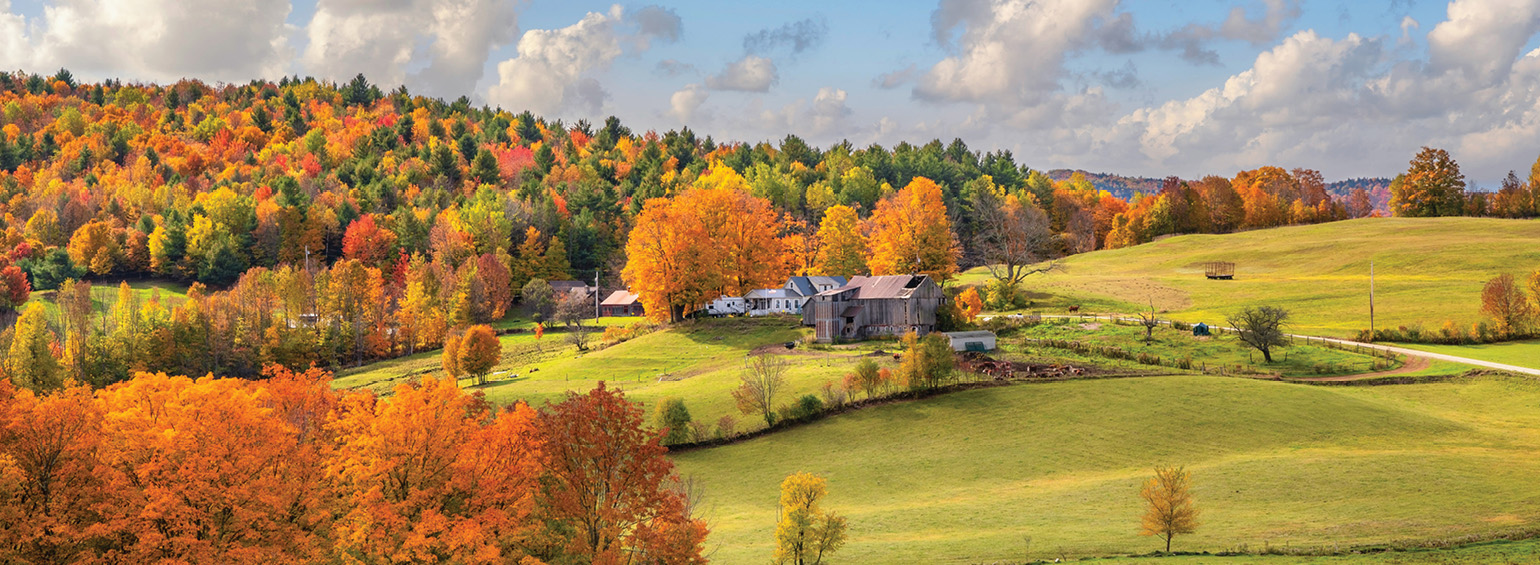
[0,69,1441,382]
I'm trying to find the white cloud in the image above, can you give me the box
[1076,0,1540,181]
[487,4,678,116]
[669,83,709,123]
[302,0,519,99]
[488,6,626,115]
[915,0,1116,106]
[758,86,853,137]
[705,55,779,92]
[0,0,292,83]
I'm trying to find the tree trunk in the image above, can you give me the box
[1166,535,1171,553]
[1261,348,1273,363]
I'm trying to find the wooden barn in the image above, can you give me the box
[802,275,946,343]
[599,291,644,317]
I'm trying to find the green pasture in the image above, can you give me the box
[30,279,189,321]
[673,374,1540,563]
[963,217,1540,338]
[1393,340,1540,371]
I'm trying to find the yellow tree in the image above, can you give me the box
[458,324,501,386]
[813,205,866,278]
[773,472,847,565]
[958,287,983,321]
[1140,465,1199,553]
[6,303,62,392]
[866,177,958,281]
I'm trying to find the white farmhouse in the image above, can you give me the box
[745,276,848,317]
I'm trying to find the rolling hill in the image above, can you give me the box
[673,374,1540,563]
[968,217,1540,340]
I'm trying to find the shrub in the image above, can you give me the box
[791,394,824,420]
[654,397,692,446]
[715,415,737,440]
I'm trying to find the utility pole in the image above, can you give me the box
[1369,260,1375,341]
[594,270,600,320]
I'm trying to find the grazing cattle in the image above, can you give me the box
[1067,305,1081,313]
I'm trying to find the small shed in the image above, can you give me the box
[1204,262,1235,280]
[1192,323,1211,336]
[599,291,644,317]
[944,330,997,352]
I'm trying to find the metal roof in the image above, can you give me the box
[816,275,932,300]
[787,275,848,296]
[944,331,997,339]
[747,288,801,299]
[600,290,640,306]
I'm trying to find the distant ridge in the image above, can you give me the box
[1046,169,1393,212]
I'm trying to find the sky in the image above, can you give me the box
[3,0,1540,185]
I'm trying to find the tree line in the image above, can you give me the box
[0,366,706,564]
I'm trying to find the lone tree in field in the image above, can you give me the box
[654,397,693,446]
[1227,305,1290,362]
[774,472,848,565]
[1137,299,1159,344]
[459,324,501,386]
[1390,147,1467,217]
[1140,465,1199,553]
[733,353,787,427]
[1481,273,1535,338]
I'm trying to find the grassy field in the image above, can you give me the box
[30,279,189,320]
[1393,341,1540,371]
[1013,319,1398,378]
[335,316,904,431]
[962,217,1540,338]
[673,374,1540,564]
[1075,538,1540,563]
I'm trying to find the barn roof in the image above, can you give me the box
[817,275,934,300]
[600,290,640,306]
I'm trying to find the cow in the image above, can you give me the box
[1067,305,1081,313]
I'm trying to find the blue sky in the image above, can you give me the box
[5,0,1540,185]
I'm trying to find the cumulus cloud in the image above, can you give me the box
[1069,0,1540,182]
[302,0,518,99]
[758,86,852,136]
[705,55,779,92]
[669,83,709,123]
[0,0,292,83]
[488,4,678,116]
[743,18,828,57]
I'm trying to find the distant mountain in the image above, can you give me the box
[1326,178,1393,213]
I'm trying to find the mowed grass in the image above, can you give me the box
[1393,340,1540,371]
[970,217,1540,338]
[336,316,901,430]
[1082,538,1540,563]
[673,375,1540,564]
[31,279,189,320]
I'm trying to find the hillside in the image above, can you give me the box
[674,374,1540,563]
[969,217,1540,338]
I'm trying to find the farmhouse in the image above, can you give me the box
[741,276,847,317]
[549,280,598,300]
[599,290,644,317]
[802,275,945,342]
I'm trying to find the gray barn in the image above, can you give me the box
[802,275,946,343]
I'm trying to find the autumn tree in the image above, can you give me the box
[624,177,788,322]
[773,472,847,565]
[442,331,462,382]
[0,382,104,564]
[1228,305,1290,362]
[958,287,983,322]
[1391,147,1467,217]
[733,353,788,427]
[522,278,556,321]
[6,303,63,393]
[867,177,960,281]
[849,358,884,400]
[897,331,955,390]
[1481,274,1534,338]
[1140,465,1199,553]
[459,324,501,385]
[976,191,1056,289]
[813,205,867,278]
[0,265,30,312]
[535,383,708,564]
[341,213,398,268]
[326,376,543,562]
